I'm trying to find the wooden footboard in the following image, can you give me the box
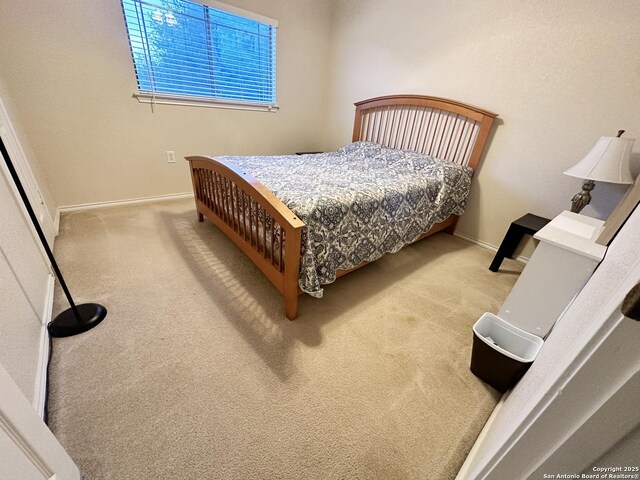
[187,153,457,319]
[186,156,305,320]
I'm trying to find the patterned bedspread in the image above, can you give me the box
[219,141,472,298]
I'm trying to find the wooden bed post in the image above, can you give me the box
[283,226,302,320]
[188,159,205,222]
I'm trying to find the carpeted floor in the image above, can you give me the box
[48,199,522,480]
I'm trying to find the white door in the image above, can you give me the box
[0,95,78,478]
[0,363,80,480]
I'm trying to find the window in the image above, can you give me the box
[121,0,278,110]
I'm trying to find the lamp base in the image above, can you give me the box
[48,303,107,338]
[570,180,595,214]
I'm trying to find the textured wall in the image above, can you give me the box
[323,0,640,252]
[0,0,333,207]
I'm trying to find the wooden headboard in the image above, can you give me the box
[352,94,498,170]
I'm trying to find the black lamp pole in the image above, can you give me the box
[0,136,106,337]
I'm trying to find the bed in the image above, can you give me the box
[186,95,497,319]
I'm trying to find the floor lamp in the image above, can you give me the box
[0,136,106,337]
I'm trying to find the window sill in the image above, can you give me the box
[133,93,279,112]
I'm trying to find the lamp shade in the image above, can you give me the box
[564,136,635,184]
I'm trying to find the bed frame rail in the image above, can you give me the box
[186,156,304,319]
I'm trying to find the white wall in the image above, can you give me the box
[323,0,640,253]
[0,0,333,208]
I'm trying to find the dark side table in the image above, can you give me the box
[489,214,551,272]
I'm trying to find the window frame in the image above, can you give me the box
[121,0,279,112]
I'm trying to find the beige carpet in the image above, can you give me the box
[48,199,522,480]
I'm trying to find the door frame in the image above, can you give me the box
[0,363,80,479]
[0,97,57,246]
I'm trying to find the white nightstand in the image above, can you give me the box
[497,210,607,339]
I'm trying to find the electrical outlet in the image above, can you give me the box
[166,151,176,163]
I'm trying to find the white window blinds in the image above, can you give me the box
[121,0,278,109]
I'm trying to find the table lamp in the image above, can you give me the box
[563,130,635,213]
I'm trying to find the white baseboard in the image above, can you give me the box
[56,192,194,215]
[455,391,510,480]
[453,232,529,264]
[33,274,54,418]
